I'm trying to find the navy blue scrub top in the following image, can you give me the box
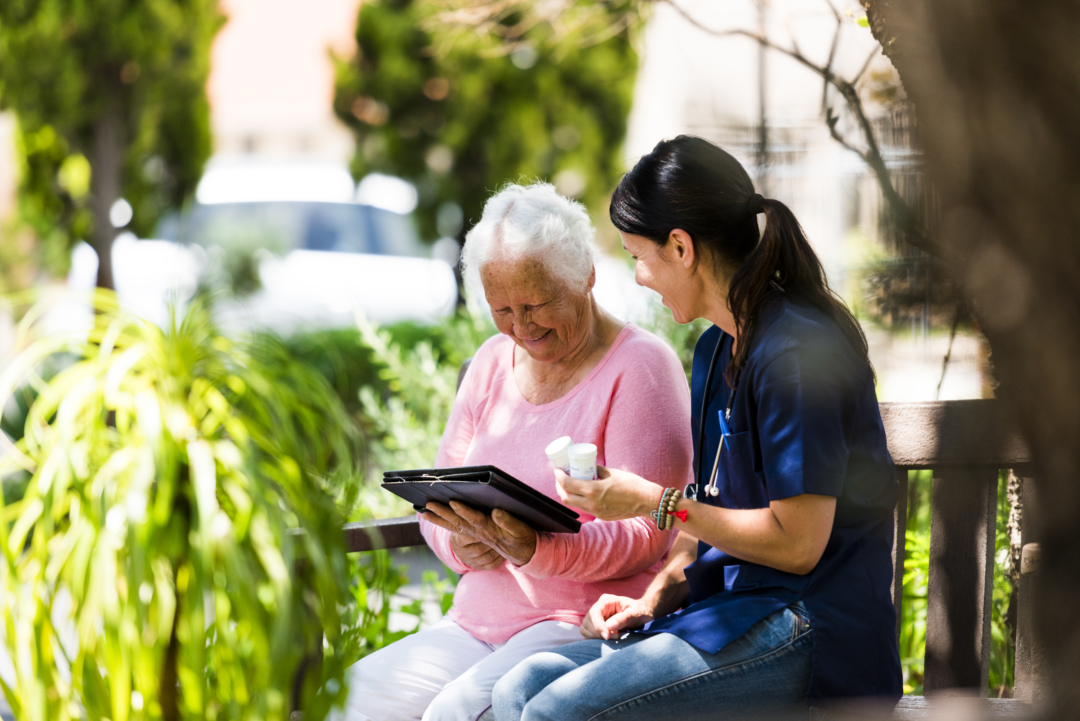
[642,297,902,702]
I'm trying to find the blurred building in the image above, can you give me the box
[207,0,361,162]
[625,0,986,402]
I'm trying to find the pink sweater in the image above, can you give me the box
[420,324,695,644]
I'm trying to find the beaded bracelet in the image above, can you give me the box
[650,488,674,530]
[650,488,686,530]
[662,488,685,530]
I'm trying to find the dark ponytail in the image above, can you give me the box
[610,135,870,385]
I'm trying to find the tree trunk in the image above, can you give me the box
[861,1,1080,716]
[160,587,181,721]
[88,79,125,291]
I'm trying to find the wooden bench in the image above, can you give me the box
[340,398,1045,718]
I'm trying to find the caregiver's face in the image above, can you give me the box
[621,231,698,324]
[481,253,594,363]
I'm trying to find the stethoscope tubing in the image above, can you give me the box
[695,332,725,484]
[692,330,736,501]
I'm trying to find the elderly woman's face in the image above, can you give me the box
[481,254,593,363]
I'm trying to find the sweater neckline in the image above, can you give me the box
[506,324,634,412]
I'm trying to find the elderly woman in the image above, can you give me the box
[337,183,694,721]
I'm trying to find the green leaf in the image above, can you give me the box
[0,675,23,718]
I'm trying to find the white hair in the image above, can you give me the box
[461,182,599,298]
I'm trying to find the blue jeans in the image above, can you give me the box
[492,604,812,721]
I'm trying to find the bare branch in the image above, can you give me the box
[790,33,804,60]
[822,0,844,25]
[822,6,843,119]
[935,301,963,400]
[825,107,869,163]
[824,1,842,80]
[664,0,935,256]
[853,44,879,85]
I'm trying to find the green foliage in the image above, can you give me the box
[988,474,1016,696]
[268,318,474,659]
[0,0,223,287]
[2,123,93,285]
[897,469,1016,696]
[0,293,361,720]
[634,295,710,379]
[343,560,458,665]
[342,556,459,666]
[333,0,638,242]
[355,306,495,490]
[277,327,384,421]
[341,549,411,663]
[899,518,928,691]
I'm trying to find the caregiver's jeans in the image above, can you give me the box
[492,604,812,721]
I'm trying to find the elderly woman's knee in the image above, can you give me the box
[423,676,490,721]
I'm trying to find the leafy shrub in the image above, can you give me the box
[352,306,495,517]
[0,293,361,720]
[341,549,410,664]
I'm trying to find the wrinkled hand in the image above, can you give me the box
[580,594,656,640]
[424,501,538,566]
[555,467,662,522]
[449,533,505,571]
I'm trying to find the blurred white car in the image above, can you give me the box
[68,160,459,334]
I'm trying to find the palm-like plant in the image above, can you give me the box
[0,293,360,720]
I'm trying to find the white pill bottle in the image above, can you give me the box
[568,443,598,481]
[545,436,573,473]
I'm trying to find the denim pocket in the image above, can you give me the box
[789,605,811,642]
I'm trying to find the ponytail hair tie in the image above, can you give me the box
[746,193,765,216]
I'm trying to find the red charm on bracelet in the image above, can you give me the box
[670,509,688,523]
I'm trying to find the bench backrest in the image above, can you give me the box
[881,400,1039,699]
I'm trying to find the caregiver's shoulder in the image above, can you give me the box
[749,297,868,380]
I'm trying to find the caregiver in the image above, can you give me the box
[492,136,902,721]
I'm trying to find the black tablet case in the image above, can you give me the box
[381,465,581,534]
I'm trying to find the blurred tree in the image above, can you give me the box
[0,0,224,290]
[861,0,1080,714]
[332,0,637,244]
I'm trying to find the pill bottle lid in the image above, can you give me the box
[568,443,597,460]
[545,436,573,458]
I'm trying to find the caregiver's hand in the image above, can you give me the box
[580,594,656,640]
[555,467,663,521]
[450,533,506,571]
[424,501,538,566]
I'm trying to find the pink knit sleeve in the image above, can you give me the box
[417,348,489,576]
[516,334,695,581]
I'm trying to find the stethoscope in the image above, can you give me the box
[686,334,736,503]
